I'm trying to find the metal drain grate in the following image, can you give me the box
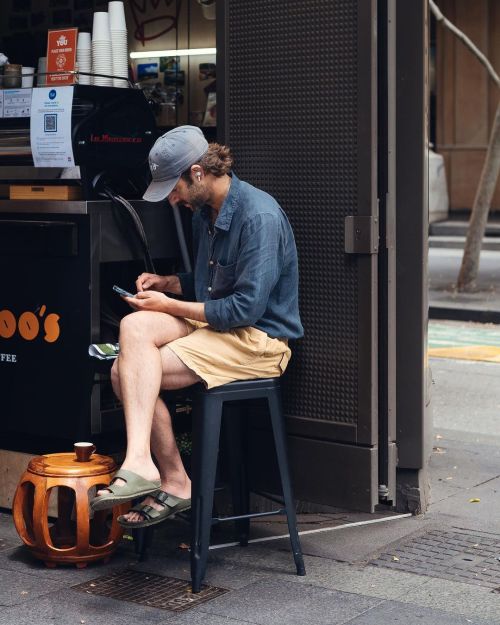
[72,569,229,612]
[371,528,500,588]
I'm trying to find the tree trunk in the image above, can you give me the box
[457,100,500,292]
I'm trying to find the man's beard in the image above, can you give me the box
[186,182,209,211]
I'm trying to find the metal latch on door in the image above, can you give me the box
[344,216,379,254]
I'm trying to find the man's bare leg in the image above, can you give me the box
[96,310,191,496]
[117,346,200,523]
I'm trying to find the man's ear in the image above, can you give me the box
[191,165,203,181]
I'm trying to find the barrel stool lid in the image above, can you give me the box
[27,453,118,477]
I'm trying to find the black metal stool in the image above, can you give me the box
[134,378,306,592]
[190,377,305,592]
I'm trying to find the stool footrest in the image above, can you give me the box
[211,508,286,524]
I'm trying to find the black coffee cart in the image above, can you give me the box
[0,85,182,454]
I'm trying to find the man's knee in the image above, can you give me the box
[119,311,152,338]
[119,311,170,336]
[119,311,186,345]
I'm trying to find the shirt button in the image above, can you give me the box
[208,287,212,292]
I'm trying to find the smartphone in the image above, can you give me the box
[112,285,135,298]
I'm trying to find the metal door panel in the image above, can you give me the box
[218,0,379,510]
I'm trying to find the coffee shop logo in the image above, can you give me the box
[0,306,61,343]
[57,35,68,47]
[56,54,67,70]
[49,89,57,100]
[90,133,143,144]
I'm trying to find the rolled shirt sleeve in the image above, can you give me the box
[204,213,283,331]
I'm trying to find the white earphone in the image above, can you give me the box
[196,173,202,181]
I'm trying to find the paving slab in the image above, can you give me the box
[0,588,173,625]
[0,567,63,607]
[296,516,430,563]
[0,543,137,584]
[345,598,495,624]
[398,576,500,623]
[429,435,500,504]
[156,612,258,625]
[427,477,500,527]
[430,358,500,437]
[130,548,266,590]
[273,556,431,600]
[195,578,383,625]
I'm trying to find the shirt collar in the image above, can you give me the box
[201,172,241,231]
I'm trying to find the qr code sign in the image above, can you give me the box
[44,113,57,132]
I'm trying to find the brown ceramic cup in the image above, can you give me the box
[74,442,96,462]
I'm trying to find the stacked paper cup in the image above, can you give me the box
[108,1,128,88]
[92,12,113,86]
[37,57,47,86]
[77,33,92,85]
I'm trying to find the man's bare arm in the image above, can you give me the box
[124,291,206,322]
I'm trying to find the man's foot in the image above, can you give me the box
[96,461,160,497]
[121,480,191,524]
[90,467,162,512]
[118,490,192,528]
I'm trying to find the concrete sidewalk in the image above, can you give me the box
[0,359,499,624]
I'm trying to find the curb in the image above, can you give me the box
[429,305,500,325]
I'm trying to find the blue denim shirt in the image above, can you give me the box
[177,173,303,339]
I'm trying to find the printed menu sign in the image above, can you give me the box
[30,86,75,168]
[2,89,32,118]
[46,28,78,85]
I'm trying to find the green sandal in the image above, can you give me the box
[90,469,161,512]
[117,490,192,528]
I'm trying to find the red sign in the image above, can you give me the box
[46,28,78,85]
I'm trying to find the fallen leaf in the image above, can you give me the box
[20,591,28,595]
[392,556,400,562]
[469,498,481,503]
[179,542,190,550]
[445,477,453,480]
[433,447,446,454]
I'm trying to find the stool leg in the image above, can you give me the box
[223,404,250,546]
[191,394,222,593]
[267,392,306,577]
[132,526,154,561]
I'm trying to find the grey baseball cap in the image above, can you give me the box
[143,125,209,202]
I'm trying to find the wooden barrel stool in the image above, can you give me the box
[12,453,127,568]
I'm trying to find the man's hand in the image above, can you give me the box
[135,273,182,295]
[124,290,179,313]
[124,290,207,322]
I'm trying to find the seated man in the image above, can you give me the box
[90,125,303,528]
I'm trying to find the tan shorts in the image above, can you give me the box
[167,319,291,389]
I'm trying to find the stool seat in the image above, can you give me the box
[201,377,280,393]
[27,453,117,478]
[13,452,127,568]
